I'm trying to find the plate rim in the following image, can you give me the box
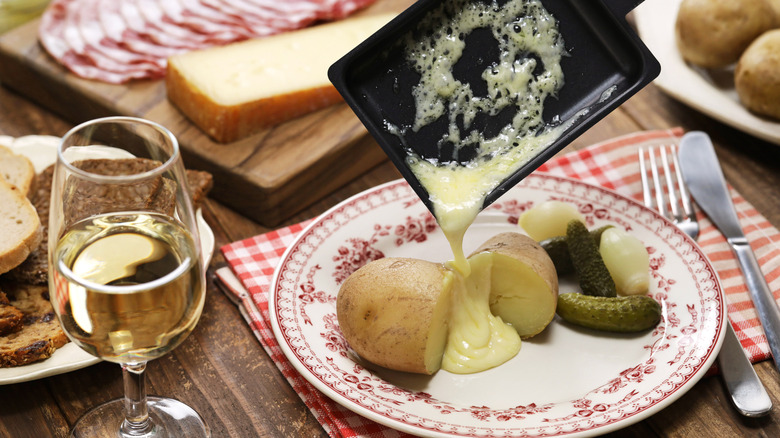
[269,174,727,437]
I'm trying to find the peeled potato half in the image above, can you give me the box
[336,257,453,375]
[470,232,559,339]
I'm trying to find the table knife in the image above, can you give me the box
[679,131,776,414]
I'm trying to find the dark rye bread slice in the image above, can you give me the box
[0,291,24,336]
[3,160,213,286]
[0,281,69,367]
[65,158,162,224]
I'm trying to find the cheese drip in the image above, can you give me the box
[389,0,571,274]
[387,0,571,373]
[442,252,521,373]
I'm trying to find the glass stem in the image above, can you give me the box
[121,362,154,436]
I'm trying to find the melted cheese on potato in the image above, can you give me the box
[388,0,570,373]
[441,252,521,373]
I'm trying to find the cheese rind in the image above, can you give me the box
[166,14,394,143]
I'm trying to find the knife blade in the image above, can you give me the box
[719,321,772,416]
[679,131,780,376]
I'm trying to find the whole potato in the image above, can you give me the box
[470,232,559,339]
[735,29,780,120]
[769,0,780,18]
[675,0,777,68]
[336,257,453,375]
[519,200,585,242]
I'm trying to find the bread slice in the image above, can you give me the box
[166,13,394,143]
[0,178,42,275]
[0,291,24,336]
[2,165,53,285]
[0,282,69,367]
[0,144,35,196]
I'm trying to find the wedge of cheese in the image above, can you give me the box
[166,13,395,143]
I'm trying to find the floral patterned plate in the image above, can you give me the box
[269,175,726,437]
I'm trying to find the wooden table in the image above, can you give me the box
[2,55,780,438]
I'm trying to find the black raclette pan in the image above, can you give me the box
[328,0,660,214]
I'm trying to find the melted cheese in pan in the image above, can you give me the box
[389,0,570,373]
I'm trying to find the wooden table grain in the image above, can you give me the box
[2,69,780,438]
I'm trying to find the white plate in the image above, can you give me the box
[0,135,215,385]
[634,0,780,145]
[269,175,726,437]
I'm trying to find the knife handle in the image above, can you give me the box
[730,238,780,373]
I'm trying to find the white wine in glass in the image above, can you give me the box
[48,117,209,437]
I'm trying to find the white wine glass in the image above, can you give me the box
[48,117,209,437]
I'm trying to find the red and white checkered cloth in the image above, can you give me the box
[217,128,780,437]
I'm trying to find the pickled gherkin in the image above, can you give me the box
[556,293,662,332]
[540,225,613,275]
[565,220,616,297]
[540,236,573,274]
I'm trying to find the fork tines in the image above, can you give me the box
[638,144,696,225]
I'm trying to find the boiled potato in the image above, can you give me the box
[336,257,453,375]
[675,0,776,68]
[770,0,780,18]
[337,233,559,375]
[519,200,585,241]
[470,232,559,338]
[735,29,780,120]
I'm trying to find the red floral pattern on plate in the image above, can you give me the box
[269,175,725,438]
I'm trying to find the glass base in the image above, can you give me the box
[70,396,210,438]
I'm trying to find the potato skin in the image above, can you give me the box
[675,0,776,68]
[736,29,780,120]
[336,257,451,375]
[770,0,780,18]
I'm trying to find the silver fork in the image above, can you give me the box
[639,144,698,239]
[639,145,772,417]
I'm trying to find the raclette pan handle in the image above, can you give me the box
[600,0,646,18]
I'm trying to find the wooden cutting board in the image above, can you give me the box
[0,0,412,226]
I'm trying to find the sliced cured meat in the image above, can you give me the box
[71,0,164,76]
[247,0,320,25]
[200,0,288,35]
[97,1,182,61]
[39,0,159,83]
[38,0,379,84]
[316,0,381,20]
[117,2,202,51]
[86,1,169,68]
[171,0,254,38]
[38,0,70,59]
[127,0,226,49]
